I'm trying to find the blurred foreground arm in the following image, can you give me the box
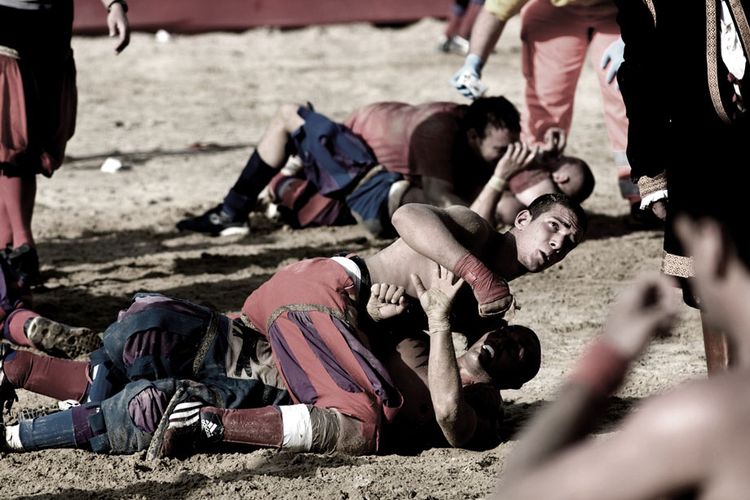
[497,274,678,498]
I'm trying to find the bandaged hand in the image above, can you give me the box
[366,283,407,322]
[600,37,625,87]
[411,265,464,332]
[453,252,513,317]
[450,54,488,100]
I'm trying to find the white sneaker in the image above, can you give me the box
[450,68,488,100]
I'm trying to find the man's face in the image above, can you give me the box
[472,124,517,165]
[458,330,530,390]
[513,204,582,272]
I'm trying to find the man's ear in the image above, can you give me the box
[514,209,532,230]
[551,171,569,184]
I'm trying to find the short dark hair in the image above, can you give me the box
[527,192,588,238]
[555,156,596,204]
[462,96,521,138]
[503,324,542,388]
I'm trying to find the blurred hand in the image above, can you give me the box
[651,200,668,220]
[107,3,130,54]
[603,273,679,360]
[366,283,407,322]
[540,127,567,158]
[600,37,625,87]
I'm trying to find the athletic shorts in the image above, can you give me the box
[292,106,377,197]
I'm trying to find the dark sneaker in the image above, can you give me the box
[0,344,18,415]
[147,393,223,459]
[24,316,102,359]
[7,244,42,286]
[176,204,250,237]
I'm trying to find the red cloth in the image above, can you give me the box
[242,258,403,450]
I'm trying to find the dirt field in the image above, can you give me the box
[1,18,707,499]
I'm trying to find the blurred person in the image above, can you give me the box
[450,0,644,222]
[439,0,485,55]
[615,0,750,372]
[0,0,130,285]
[495,215,750,498]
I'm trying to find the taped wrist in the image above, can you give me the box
[567,338,629,397]
[453,252,512,316]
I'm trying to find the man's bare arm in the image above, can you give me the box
[412,267,478,447]
[496,389,714,500]
[392,204,513,317]
[471,143,536,224]
[501,274,678,483]
[391,204,492,270]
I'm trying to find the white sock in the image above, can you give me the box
[5,424,24,451]
[279,404,313,452]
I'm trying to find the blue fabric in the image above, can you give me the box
[345,169,402,237]
[293,106,377,197]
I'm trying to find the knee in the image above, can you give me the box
[272,104,305,133]
[128,386,169,434]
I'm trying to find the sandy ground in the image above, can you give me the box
[1,18,707,499]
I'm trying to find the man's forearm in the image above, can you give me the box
[503,339,630,479]
[427,319,476,447]
[391,204,476,271]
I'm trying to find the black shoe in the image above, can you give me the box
[6,244,41,286]
[176,204,249,237]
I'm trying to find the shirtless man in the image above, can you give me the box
[176,99,585,238]
[157,193,586,457]
[495,214,750,498]
[1,194,584,456]
[471,140,594,227]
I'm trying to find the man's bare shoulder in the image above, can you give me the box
[622,371,750,448]
[443,205,496,237]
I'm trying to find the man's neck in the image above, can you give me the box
[491,231,526,281]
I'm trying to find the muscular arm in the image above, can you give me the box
[500,274,679,494]
[497,390,712,500]
[427,317,478,447]
[413,268,478,447]
[391,204,493,270]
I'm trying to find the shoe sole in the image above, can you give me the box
[217,226,250,237]
[26,316,102,359]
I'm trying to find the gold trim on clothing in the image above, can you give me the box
[727,0,750,58]
[642,0,657,25]
[661,251,694,278]
[637,172,668,198]
[0,45,19,60]
[707,0,734,124]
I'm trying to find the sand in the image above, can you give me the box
[0,18,706,499]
